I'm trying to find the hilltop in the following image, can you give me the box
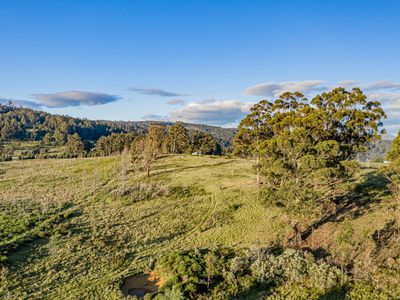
[0,104,236,151]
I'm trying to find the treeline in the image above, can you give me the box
[129,123,221,176]
[0,103,139,144]
[0,103,235,158]
[11,122,220,162]
[93,123,220,156]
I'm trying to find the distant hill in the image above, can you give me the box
[0,104,237,151]
[357,139,393,162]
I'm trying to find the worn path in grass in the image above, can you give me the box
[1,156,281,299]
[49,157,245,299]
[2,156,393,299]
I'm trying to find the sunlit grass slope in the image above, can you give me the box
[0,155,397,299]
[0,155,285,299]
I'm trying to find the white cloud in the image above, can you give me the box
[170,99,253,126]
[244,80,327,97]
[33,91,120,108]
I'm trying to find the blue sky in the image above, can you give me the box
[1,0,400,134]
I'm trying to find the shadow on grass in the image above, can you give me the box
[317,287,348,300]
[234,284,347,300]
[7,238,49,267]
[301,170,390,241]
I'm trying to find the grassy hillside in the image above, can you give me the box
[0,156,399,299]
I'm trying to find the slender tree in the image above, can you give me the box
[233,99,275,186]
[131,135,160,177]
[147,123,168,154]
[168,122,189,154]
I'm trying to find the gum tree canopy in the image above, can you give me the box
[235,88,385,162]
[234,88,386,225]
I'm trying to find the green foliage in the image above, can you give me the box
[332,219,355,271]
[189,131,220,155]
[345,281,394,300]
[235,88,385,221]
[0,103,231,156]
[93,132,135,156]
[387,131,400,161]
[167,122,189,154]
[66,133,85,156]
[131,125,166,176]
[0,199,72,262]
[380,158,400,204]
[157,247,344,299]
[0,213,34,240]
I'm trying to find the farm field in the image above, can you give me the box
[0,155,398,299]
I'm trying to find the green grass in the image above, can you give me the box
[2,140,66,160]
[0,155,398,299]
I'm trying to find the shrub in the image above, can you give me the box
[156,247,344,299]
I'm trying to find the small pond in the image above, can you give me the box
[121,273,163,298]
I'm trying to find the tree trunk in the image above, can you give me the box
[294,222,302,247]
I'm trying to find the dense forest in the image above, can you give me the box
[0,103,236,158]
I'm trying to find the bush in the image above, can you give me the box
[156,247,345,299]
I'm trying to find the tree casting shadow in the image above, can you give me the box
[301,170,390,241]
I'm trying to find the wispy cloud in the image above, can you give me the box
[167,98,185,105]
[335,80,360,89]
[367,92,400,115]
[367,92,400,133]
[137,80,400,129]
[170,99,252,126]
[129,87,187,97]
[244,80,326,97]
[32,91,120,108]
[362,80,400,91]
